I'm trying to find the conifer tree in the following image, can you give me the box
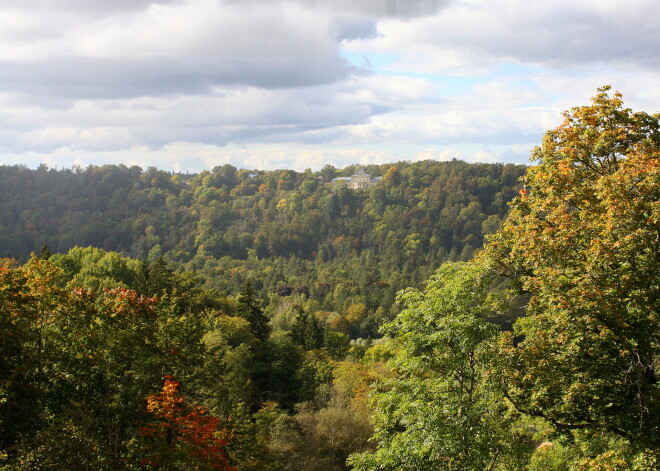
[290,306,323,350]
[237,280,270,341]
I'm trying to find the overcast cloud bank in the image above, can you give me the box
[0,0,658,171]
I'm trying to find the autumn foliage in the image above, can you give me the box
[485,86,659,448]
[140,376,235,470]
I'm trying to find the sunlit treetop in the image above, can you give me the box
[484,86,659,447]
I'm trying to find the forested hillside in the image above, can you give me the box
[1,88,657,470]
[0,160,522,263]
[0,159,525,337]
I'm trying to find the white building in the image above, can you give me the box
[332,168,382,189]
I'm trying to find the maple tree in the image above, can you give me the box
[141,376,235,471]
[485,87,659,449]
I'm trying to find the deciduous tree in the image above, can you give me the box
[350,262,529,471]
[140,376,235,471]
[485,86,660,450]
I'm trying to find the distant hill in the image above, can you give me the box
[0,160,525,329]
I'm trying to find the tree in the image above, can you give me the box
[320,164,337,183]
[237,280,270,341]
[485,87,660,450]
[350,262,530,471]
[140,376,235,471]
[290,306,323,350]
[0,258,59,454]
[135,256,175,296]
[0,256,167,469]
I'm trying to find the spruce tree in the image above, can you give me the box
[290,306,323,350]
[237,280,270,341]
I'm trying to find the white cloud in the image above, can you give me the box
[0,0,658,171]
[351,0,660,72]
[468,149,498,163]
[234,0,451,19]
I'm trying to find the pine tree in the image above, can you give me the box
[38,244,52,260]
[135,256,175,296]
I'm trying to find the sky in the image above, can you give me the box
[0,0,658,173]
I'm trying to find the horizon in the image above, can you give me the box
[2,155,528,175]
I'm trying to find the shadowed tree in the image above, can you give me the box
[290,306,323,351]
[237,280,270,342]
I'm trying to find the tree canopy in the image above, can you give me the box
[352,87,659,470]
[485,86,659,448]
[0,159,525,329]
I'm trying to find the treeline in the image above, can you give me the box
[0,160,522,261]
[0,159,525,338]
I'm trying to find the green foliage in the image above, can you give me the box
[324,331,351,360]
[3,89,659,471]
[0,253,241,469]
[253,332,303,410]
[0,257,67,455]
[237,280,271,342]
[351,89,659,470]
[50,245,141,290]
[290,306,324,350]
[350,261,531,471]
[0,160,525,330]
[527,442,572,471]
[258,359,379,471]
[485,87,660,450]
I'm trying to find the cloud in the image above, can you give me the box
[2,0,452,18]
[0,0,354,101]
[0,1,151,13]
[0,0,658,172]
[0,143,407,173]
[0,55,350,100]
[468,149,498,163]
[352,0,660,72]
[331,17,379,42]
[230,0,451,19]
[0,80,384,153]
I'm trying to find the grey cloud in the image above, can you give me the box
[329,0,449,18]
[227,0,450,19]
[0,0,364,101]
[157,95,372,146]
[331,17,379,42]
[0,0,181,13]
[0,79,380,153]
[493,9,659,67]
[0,55,351,101]
[426,2,660,69]
[4,0,450,19]
[191,123,344,148]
